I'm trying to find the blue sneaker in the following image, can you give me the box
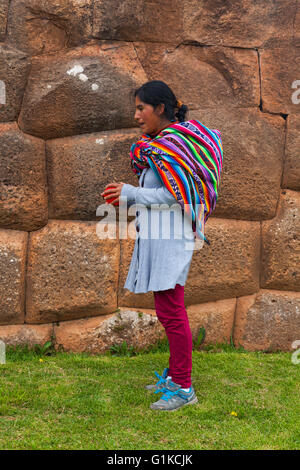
[145,368,169,392]
[150,379,198,411]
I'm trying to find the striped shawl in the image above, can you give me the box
[129,119,223,246]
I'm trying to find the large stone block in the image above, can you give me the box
[0,122,48,231]
[261,190,300,291]
[53,307,163,353]
[0,43,30,122]
[185,217,260,305]
[93,0,182,44]
[6,0,93,55]
[183,0,297,48]
[282,115,300,191]
[260,47,300,114]
[134,42,260,109]
[119,218,260,308]
[187,298,236,346]
[294,3,300,47]
[26,220,119,323]
[0,0,9,41]
[233,290,300,351]
[46,128,140,220]
[0,228,27,325]
[189,108,285,221]
[0,323,52,347]
[18,40,147,139]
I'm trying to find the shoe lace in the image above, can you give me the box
[160,389,181,401]
[154,371,167,387]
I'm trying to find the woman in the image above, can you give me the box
[101,80,223,411]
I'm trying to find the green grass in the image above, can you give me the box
[0,342,299,450]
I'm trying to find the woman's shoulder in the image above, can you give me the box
[143,166,163,188]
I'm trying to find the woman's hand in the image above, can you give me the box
[101,182,125,205]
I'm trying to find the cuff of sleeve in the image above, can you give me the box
[120,183,137,205]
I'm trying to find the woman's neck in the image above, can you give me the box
[149,120,176,137]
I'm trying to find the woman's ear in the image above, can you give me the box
[156,102,165,116]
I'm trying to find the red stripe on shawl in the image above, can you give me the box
[161,160,189,205]
[202,182,210,214]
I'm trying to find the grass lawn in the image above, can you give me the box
[0,341,299,450]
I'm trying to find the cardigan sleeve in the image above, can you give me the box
[120,183,178,207]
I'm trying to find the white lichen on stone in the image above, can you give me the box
[95,138,105,145]
[0,80,6,105]
[91,83,99,91]
[98,310,158,339]
[67,65,84,77]
[79,73,88,82]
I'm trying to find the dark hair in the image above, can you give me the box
[134,80,188,122]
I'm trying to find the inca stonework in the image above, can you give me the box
[0,0,299,353]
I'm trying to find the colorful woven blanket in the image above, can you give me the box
[129,120,223,245]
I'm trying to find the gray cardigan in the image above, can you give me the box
[119,167,195,293]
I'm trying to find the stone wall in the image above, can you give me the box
[0,0,299,353]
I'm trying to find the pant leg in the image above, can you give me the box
[153,283,193,388]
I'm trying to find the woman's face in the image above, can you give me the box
[134,95,165,135]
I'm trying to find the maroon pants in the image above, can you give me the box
[153,283,193,388]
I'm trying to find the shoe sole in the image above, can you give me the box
[150,395,198,411]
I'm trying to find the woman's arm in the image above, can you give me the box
[120,183,178,207]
